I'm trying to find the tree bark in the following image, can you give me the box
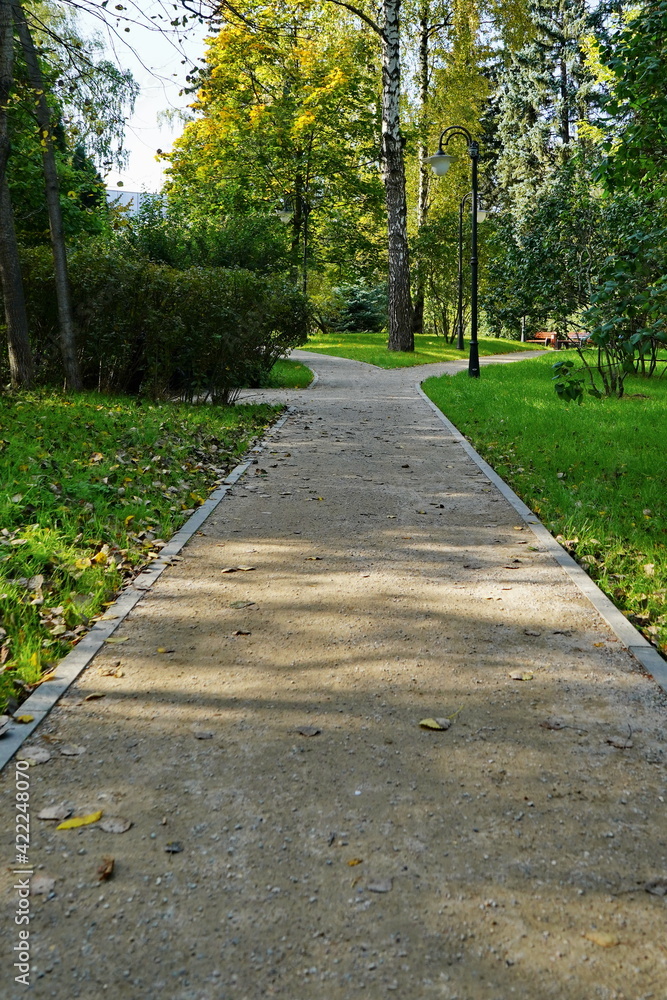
[0,0,32,387]
[412,2,430,335]
[13,1,81,390]
[382,0,413,351]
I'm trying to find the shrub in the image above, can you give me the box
[325,281,387,332]
[20,241,310,403]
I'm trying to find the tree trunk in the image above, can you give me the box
[382,0,413,351]
[412,2,430,335]
[0,0,32,387]
[0,179,33,386]
[559,55,570,144]
[13,1,81,390]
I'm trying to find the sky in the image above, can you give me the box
[74,2,210,194]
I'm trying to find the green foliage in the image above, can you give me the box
[325,282,388,333]
[113,196,293,273]
[423,352,667,656]
[0,391,279,712]
[18,242,311,401]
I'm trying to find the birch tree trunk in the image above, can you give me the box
[412,2,430,334]
[382,0,413,351]
[0,0,32,387]
[13,1,81,390]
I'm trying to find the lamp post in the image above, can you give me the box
[456,192,488,352]
[427,126,481,377]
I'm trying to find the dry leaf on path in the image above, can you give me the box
[165,842,183,854]
[21,746,51,765]
[38,804,71,821]
[583,930,619,948]
[99,816,132,834]
[97,857,115,882]
[229,601,255,609]
[645,877,667,897]
[193,731,214,740]
[31,876,56,896]
[509,671,534,681]
[419,718,452,731]
[15,714,34,723]
[104,637,129,644]
[348,858,363,866]
[56,810,103,830]
[305,556,323,561]
[367,878,393,893]
[540,718,566,731]
[607,735,633,749]
[60,744,86,756]
[157,647,175,654]
[231,630,251,636]
[296,725,321,737]
[83,692,105,702]
[524,629,541,637]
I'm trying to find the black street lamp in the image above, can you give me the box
[456,192,488,352]
[427,126,482,377]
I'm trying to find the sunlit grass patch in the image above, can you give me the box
[0,392,280,712]
[423,352,667,656]
[302,331,543,368]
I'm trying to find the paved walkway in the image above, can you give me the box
[2,351,667,1000]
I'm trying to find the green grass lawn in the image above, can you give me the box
[423,352,667,656]
[301,331,543,368]
[0,392,280,713]
[264,358,314,388]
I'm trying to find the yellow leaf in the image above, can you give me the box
[583,931,619,948]
[124,514,135,526]
[15,715,34,724]
[419,718,449,731]
[91,550,108,565]
[56,810,103,830]
[104,637,129,644]
[75,557,92,570]
[509,671,534,681]
[347,858,363,866]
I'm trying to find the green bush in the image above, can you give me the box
[20,242,310,402]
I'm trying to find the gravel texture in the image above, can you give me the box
[1,350,667,1000]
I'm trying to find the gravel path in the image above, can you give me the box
[2,350,667,1000]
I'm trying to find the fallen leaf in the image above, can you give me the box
[56,810,103,830]
[583,931,619,948]
[38,804,71,821]
[164,842,183,854]
[60,744,86,756]
[593,642,605,647]
[606,735,633,749]
[98,816,132,834]
[101,667,124,678]
[645,877,667,897]
[296,725,321,737]
[104,636,129,644]
[83,692,105,702]
[236,566,256,572]
[97,856,115,881]
[348,858,363,866]
[305,556,322,561]
[156,647,175,654]
[229,601,255,609]
[31,876,56,896]
[540,717,566,730]
[231,630,251,636]
[509,671,533,681]
[419,718,452,731]
[367,878,393,893]
[15,715,34,723]
[21,746,51,765]
[524,629,541,637]
[193,731,213,740]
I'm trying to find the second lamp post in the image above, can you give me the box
[427,126,482,377]
[456,192,488,352]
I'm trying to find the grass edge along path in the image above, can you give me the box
[0,392,282,715]
[264,358,313,388]
[423,352,667,658]
[301,331,543,368]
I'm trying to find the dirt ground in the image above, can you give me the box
[1,350,667,1000]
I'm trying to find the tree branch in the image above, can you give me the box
[322,0,383,39]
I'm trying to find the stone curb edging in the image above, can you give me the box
[416,383,667,695]
[0,407,296,772]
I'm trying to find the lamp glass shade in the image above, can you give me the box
[476,209,489,223]
[276,209,293,224]
[426,151,454,176]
